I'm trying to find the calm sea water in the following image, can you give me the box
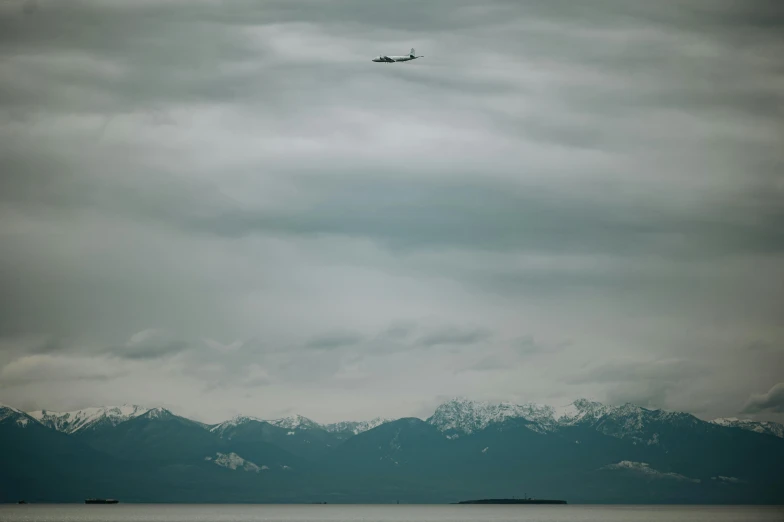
[2,505,783,522]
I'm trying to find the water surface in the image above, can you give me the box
[3,504,783,522]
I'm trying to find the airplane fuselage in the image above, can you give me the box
[372,50,423,63]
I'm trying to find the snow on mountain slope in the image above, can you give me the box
[12,399,783,445]
[0,403,37,428]
[426,397,557,435]
[210,414,322,435]
[209,415,265,436]
[211,413,393,437]
[712,417,784,438]
[324,417,394,435]
[555,398,611,425]
[0,403,24,421]
[600,461,701,483]
[425,397,713,445]
[141,407,176,420]
[266,414,321,431]
[555,399,705,445]
[28,405,150,434]
[206,452,264,472]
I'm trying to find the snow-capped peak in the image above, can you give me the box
[209,414,264,436]
[267,414,320,431]
[0,402,22,416]
[210,413,321,436]
[554,398,610,425]
[711,417,784,439]
[142,407,173,420]
[426,397,700,441]
[28,404,150,434]
[324,417,394,435]
[427,397,557,435]
[0,403,35,428]
[713,417,742,424]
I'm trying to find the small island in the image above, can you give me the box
[457,498,567,505]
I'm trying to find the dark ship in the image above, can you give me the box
[84,499,119,504]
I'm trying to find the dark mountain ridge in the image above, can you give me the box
[1,399,782,504]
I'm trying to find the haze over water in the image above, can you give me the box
[3,505,784,522]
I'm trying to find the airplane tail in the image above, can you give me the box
[410,48,415,58]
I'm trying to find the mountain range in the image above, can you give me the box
[2,398,783,504]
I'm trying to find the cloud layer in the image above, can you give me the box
[0,0,782,423]
[744,383,784,414]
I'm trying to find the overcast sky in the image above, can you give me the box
[1,0,782,424]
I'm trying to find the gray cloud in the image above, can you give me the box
[742,383,784,414]
[416,326,493,348]
[0,354,126,389]
[513,336,567,356]
[567,359,708,386]
[464,354,507,373]
[114,340,188,361]
[377,321,418,342]
[457,336,569,374]
[23,336,65,356]
[304,331,364,351]
[566,359,711,409]
[0,0,782,424]
[605,383,673,411]
[187,177,784,258]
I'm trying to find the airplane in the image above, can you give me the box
[372,48,424,63]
